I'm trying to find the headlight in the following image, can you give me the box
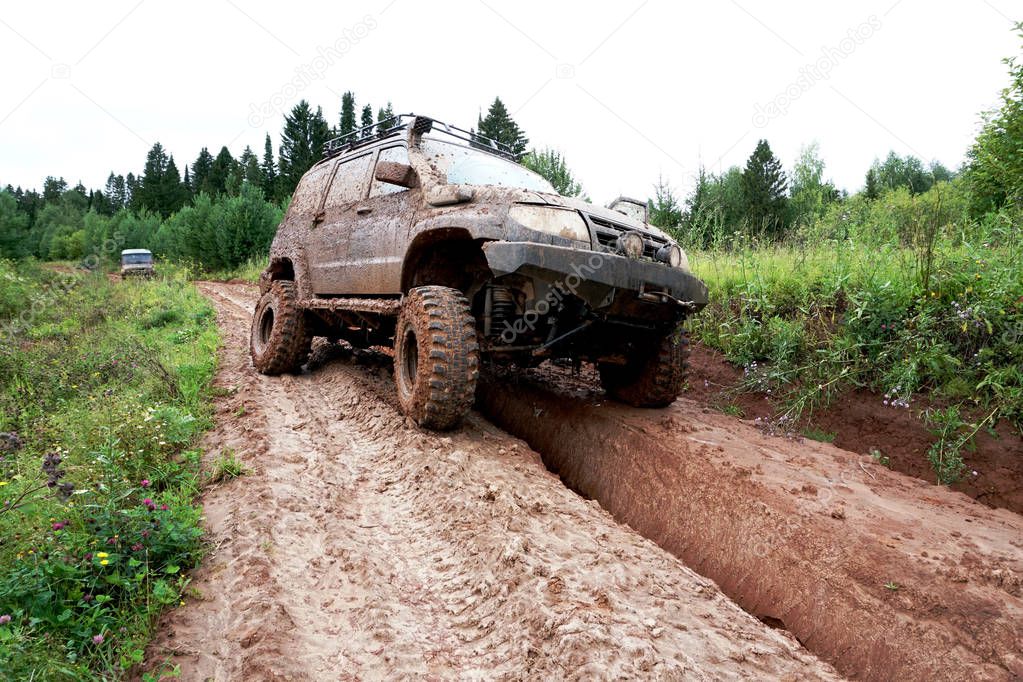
[656,244,682,267]
[617,231,645,259]
[508,205,589,242]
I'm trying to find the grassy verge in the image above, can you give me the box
[0,260,219,679]
[689,224,1022,484]
[206,255,265,284]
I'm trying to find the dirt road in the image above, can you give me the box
[143,282,837,680]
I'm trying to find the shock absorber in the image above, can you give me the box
[488,285,516,342]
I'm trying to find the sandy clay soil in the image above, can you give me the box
[144,281,1023,681]
[142,282,838,680]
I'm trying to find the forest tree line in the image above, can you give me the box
[1,24,1021,271]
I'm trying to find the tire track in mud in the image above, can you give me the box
[142,282,838,680]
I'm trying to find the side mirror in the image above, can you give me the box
[375,161,417,189]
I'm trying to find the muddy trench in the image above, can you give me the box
[475,370,1023,681]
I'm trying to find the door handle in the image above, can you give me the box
[355,205,373,215]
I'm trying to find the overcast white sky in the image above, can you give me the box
[0,0,1019,204]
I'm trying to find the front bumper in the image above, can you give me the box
[481,241,708,311]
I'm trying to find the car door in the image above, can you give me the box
[306,152,374,295]
[340,144,418,295]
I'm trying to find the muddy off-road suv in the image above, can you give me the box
[251,115,707,429]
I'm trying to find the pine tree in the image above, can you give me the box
[476,97,529,156]
[740,139,788,239]
[376,102,395,135]
[339,91,357,138]
[191,148,214,195]
[183,166,192,196]
[279,100,331,196]
[360,104,374,137]
[261,133,278,200]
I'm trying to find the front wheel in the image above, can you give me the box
[250,281,311,375]
[393,286,479,430]
[599,322,689,407]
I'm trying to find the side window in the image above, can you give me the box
[287,161,335,217]
[324,153,373,209]
[369,146,411,198]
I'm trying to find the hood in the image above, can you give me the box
[509,190,676,244]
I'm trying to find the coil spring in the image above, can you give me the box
[489,286,515,339]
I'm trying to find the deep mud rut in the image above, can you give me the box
[143,282,838,680]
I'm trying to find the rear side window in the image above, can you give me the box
[324,153,373,208]
[369,146,411,198]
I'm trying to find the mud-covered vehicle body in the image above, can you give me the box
[120,249,154,277]
[251,115,707,429]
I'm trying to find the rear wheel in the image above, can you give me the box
[599,322,689,407]
[250,281,311,375]
[394,286,479,430]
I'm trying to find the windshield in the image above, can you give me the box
[122,253,152,265]
[421,138,555,193]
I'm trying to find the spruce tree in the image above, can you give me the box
[163,156,188,215]
[125,173,138,209]
[261,133,278,200]
[279,100,330,196]
[521,148,585,197]
[136,143,170,214]
[376,102,395,134]
[339,91,357,137]
[476,97,529,156]
[240,146,262,189]
[740,139,788,239]
[191,148,214,195]
[360,104,374,137]
[209,146,237,196]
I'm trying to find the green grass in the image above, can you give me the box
[687,211,1022,483]
[206,255,265,284]
[0,259,219,679]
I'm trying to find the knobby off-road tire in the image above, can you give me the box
[394,286,479,430]
[599,322,690,408]
[250,281,311,375]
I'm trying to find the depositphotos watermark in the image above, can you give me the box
[498,254,607,344]
[247,15,378,128]
[752,15,882,128]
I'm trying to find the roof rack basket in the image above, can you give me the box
[321,113,518,162]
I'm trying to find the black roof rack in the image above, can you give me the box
[321,113,518,162]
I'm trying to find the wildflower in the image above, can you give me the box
[131,543,143,552]
[0,615,10,625]
[52,522,66,531]
[143,498,155,509]
[96,552,108,559]
[82,594,93,602]
[140,479,150,488]
[100,559,109,566]
[160,504,169,511]
[92,634,104,645]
